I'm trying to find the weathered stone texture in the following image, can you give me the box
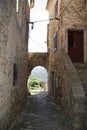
[46,0,86,129]
[0,0,29,129]
[57,54,85,129]
[59,0,86,54]
[28,53,49,74]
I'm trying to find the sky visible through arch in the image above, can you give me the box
[30,66,48,83]
[28,0,49,52]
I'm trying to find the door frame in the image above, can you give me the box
[67,29,84,63]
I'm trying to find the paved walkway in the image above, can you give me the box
[9,91,72,130]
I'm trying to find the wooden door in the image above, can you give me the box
[68,31,84,62]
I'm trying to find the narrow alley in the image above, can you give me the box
[9,91,71,130]
[0,0,87,129]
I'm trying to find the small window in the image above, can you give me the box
[54,0,58,17]
[13,63,18,86]
[53,32,57,52]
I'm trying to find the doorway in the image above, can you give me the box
[68,30,84,62]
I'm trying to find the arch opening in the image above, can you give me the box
[27,66,48,95]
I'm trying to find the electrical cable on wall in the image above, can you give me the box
[59,0,73,17]
[29,17,59,29]
[28,0,74,53]
[29,0,73,29]
[59,0,84,20]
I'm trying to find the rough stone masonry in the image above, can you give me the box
[0,0,29,129]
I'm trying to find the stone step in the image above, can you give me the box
[74,64,87,80]
[74,63,87,94]
[74,63,87,80]
[74,63,87,127]
[74,63,87,96]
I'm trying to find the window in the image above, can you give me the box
[13,63,18,86]
[53,32,57,52]
[54,0,58,17]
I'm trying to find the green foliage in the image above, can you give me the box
[27,76,40,89]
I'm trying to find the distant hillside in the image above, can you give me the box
[29,66,48,82]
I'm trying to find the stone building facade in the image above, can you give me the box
[0,0,29,129]
[46,0,86,129]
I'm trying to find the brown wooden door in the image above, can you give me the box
[68,31,84,62]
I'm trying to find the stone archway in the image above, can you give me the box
[28,53,49,75]
[27,65,48,94]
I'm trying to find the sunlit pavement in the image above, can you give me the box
[30,88,48,95]
[9,90,72,130]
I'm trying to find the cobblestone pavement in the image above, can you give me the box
[9,91,72,130]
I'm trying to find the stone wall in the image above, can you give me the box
[46,0,86,129]
[28,53,49,73]
[46,0,60,96]
[57,54,85,129]
[0,0,29,129]
[59,0,87,62]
